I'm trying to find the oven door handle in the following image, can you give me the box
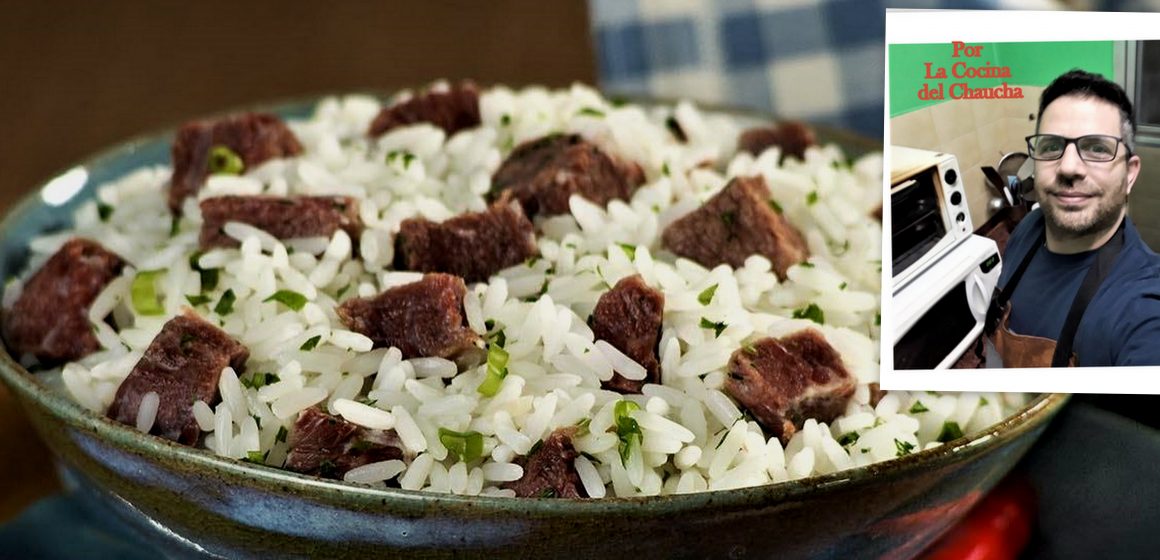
[968,273,989,318]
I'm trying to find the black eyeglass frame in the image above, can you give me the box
[1024,134,1134,162]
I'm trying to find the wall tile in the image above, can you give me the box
[889,108,939,150]
[930,100,976,143]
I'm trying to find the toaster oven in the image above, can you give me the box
[890,146,974,293]
[892,234,1002,370]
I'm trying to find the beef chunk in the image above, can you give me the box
[724,329,855,444]
[490,134,645,217]
[2,238,125,364]
[336,273,483,363]
[107,313,249,445]
[368,81,481,137]
[199,195,363,249]
[589,275,664,394]
[738,120,817,162]
[660,175,808,280]
[396,202,537,283]
[503,427,585,498]
[169,112,303,214]
[284,407,406,479]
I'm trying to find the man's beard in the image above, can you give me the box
[1040,179,1128,240]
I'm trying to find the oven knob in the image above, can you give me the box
[944,169,958,185]
[956,212,966,222]
[950,191,962,205]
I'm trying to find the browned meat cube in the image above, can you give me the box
[368,81,481,137]
[395,202,537,284]
[106,312,249,445]
[199,195,363,249]
[490,134,645,217]
[661,175,808,280]
[503,427,585,498]
[724,329,855,444]
[284,407,406,479]
[169,113,303,214]
[336,273,483,364]
[2,238,125,364]
[589,274,664,394]
[737,120,817,162]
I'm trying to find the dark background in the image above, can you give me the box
[0,0,596,521]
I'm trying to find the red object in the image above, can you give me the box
[920,474,1037,560]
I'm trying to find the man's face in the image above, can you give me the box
[1033,94,1140,240]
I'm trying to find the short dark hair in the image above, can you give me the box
[1038,69,1136,152]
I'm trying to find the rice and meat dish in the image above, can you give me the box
[1,81,1025,497]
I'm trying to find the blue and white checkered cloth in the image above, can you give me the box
[588,0,1158,140]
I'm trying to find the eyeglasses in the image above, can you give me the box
[1025,134,1131,162]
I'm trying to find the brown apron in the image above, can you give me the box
[983,218,1125,368]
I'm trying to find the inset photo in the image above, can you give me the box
[884,10,1160,393]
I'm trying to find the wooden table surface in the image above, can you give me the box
[0,0,595,523]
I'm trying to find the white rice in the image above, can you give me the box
[135,391,160,433]
[14,84,1030,498]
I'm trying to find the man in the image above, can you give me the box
[986,69,1160,367]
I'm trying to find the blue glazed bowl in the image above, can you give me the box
[0,98,1068,559]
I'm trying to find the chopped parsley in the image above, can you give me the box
[618,243,637,260]
[980,397,990,407]
[500,113,512,126]
[699,317,727,338]
[768,199,783,214]
[664,115,686,141]
[97,202,114,222]
[240,372,279,389]
[264,290,308,311]
[386,150,417,169]
[874,313,881,326]
[697,284,718,306]
[578,107,605,117]
[662,162,671,176]
[189,251,220,292]
[831,239,851,256]
[335,284,352,300]
[477,342,510,397]
[438,428,484,463]
[894,439,916,457]
[214,289,237,316]
[209,145,245,175]
[185,294,212,307]
[837,432,860,446]
[937,421,964,443]
[792,303,825,325]
[613,400,643,465]
[839,281,848,291]
[908,401,930,414]
[243,450,268,464]
[799,261,815,269]
[806,191,819,206]
[130,270,166,316]
[300,335,322,351]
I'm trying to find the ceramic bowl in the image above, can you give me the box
[0,97,1069,559]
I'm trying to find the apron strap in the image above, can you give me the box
[1050,220,1127,367]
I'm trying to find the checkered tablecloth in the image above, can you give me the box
[588,0,1152,139]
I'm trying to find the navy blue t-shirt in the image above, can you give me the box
[997,209,1160,366]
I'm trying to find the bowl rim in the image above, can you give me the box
[0,92,1070,516]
